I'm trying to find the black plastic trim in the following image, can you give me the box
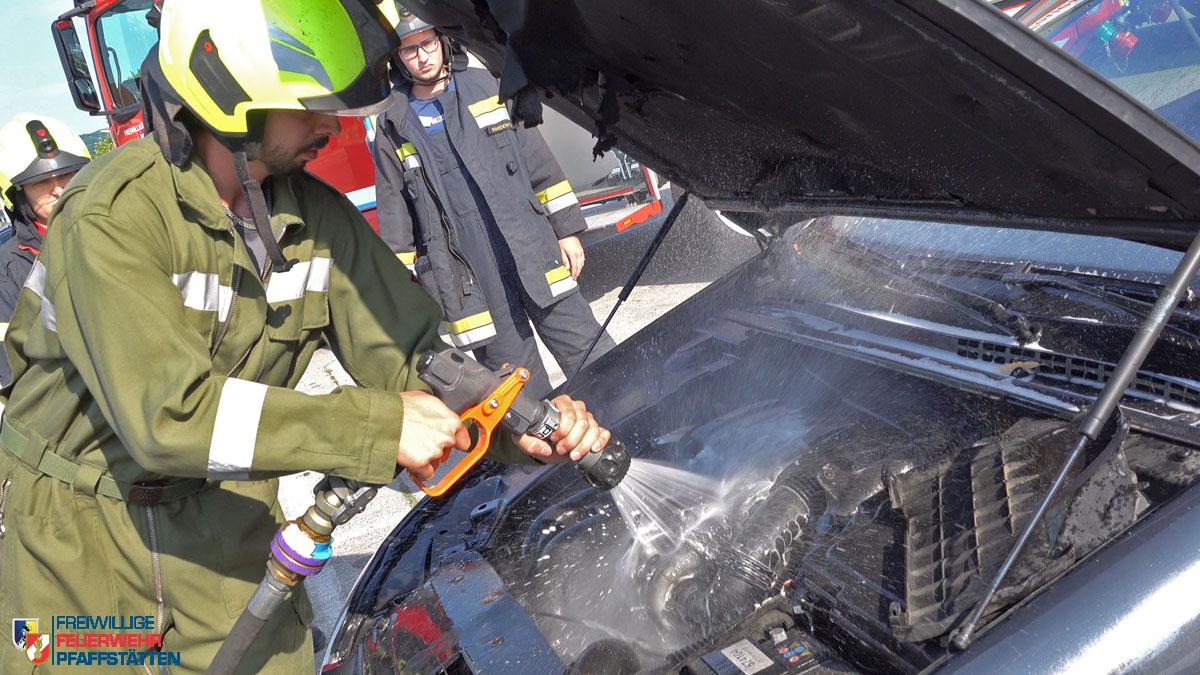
[188,29,250,117]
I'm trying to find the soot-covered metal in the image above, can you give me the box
[326,220,1200,673]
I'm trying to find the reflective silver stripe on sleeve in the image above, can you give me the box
[306,257,332,293]
[172,271,234,321]
[544,191,580,214]
[474,107,510,128]
[23,260,56,332]
[265,257,333,303]
[208,378,269,480]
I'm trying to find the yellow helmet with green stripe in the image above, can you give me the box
[157,0,399,137]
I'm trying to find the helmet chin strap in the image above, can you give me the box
[404,63,450,87]
[231,148,295,272]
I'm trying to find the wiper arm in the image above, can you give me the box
[1001,265,1199,314]
[994,267,1200,346]
[809,231,1043,344]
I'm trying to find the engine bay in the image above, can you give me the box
[336,222,1200,674]
[482,328,1200,673]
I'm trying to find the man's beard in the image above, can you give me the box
[259,135,330,174]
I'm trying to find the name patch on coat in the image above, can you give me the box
[486,121,513,136]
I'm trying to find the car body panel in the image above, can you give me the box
[357,552,562,673]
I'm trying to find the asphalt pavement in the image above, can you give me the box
[277,198,761,660]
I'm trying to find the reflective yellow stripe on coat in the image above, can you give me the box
[535,180,579,215]
[545,265,577,298]
[441,310,498,348]
[468,97,510,128]
[396,142,421,169]
[396,251,417,274]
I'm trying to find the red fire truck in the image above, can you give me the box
[50,0,382,226]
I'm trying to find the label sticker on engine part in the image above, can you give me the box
[719,639,774,674]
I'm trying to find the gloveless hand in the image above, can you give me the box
[558,236,585,279]
[398,391,470,481]
[516,394,611,463]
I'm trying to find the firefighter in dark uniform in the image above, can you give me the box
[0,114,91,384]
[373,6,616,397]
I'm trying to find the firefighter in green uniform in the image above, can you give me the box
[0,0,610,672]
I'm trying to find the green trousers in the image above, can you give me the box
[0,456,313,673]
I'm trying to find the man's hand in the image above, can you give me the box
[559,236,586,279]
[516,395,611,463]
[398,391,471,481]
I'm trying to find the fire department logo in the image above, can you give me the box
[11,618,37,650]
[25,633,50,664]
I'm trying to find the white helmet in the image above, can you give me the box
[0,114,91,211]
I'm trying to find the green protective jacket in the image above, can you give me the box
[1,136,528,492]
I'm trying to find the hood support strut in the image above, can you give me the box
[951,222,1200,650]
[568,193,695,382]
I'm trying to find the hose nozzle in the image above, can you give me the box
[576,439,630,490]
[417,348,632,491]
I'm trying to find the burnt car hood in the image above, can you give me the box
[413,0,1200,248]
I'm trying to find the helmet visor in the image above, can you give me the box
[334,91,396,118]
[10,152,90,187]
[298,62,395,117]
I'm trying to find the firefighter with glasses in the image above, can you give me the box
[0,114,91,384]
[373,3,616,397]
[0,0,610,671]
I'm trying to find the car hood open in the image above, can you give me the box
[411,0,1200,249]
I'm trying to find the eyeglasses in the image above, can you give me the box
[399,38,440,60]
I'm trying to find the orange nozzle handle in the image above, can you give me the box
[412,368,530,497]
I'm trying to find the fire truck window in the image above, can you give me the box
[95,0,156,110]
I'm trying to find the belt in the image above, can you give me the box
[1,419,208,506]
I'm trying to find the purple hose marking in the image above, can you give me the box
[272,531,325,576]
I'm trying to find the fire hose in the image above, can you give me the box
[207,348,630,673]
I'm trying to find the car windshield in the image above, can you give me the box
[94,0,156,109]
[1019,0,1200,142]
[834,217,1183,277]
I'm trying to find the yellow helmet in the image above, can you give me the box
[156,0,399,138]
[0,114,91,211]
